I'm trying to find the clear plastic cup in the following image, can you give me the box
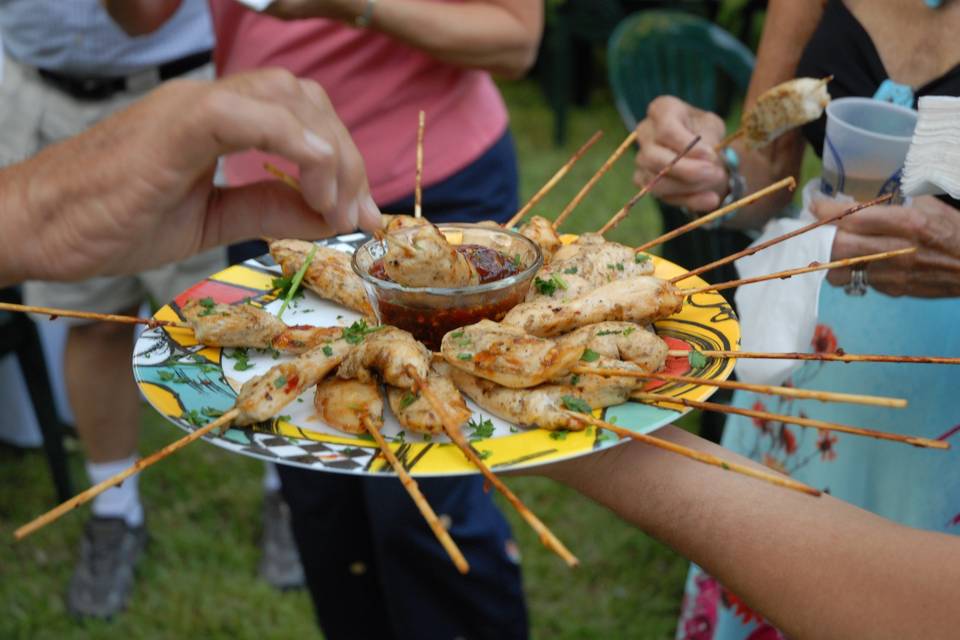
[821,97,918,202]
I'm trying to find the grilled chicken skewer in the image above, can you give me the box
[387,361,471,435]
[380,222,480,288]
[269,239,374,317]
[718,76,831,150]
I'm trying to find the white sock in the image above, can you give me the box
[87,455,144,527]
[262,462,281,493]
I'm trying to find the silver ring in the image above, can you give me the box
[844,266,869,296]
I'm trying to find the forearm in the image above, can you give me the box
[721,0,823,229]
[100,0,182,36]
[368,0,542,78]
[0,163,36,286]
[545,426,960,639]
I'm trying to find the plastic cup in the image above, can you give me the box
[821,97,918,202]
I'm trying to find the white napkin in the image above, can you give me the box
[233,0,276,11]
[902,95,960,198]
[733,179,840,385]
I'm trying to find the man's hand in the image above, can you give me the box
[811,195,960,298]
[0,69,380,285]
[633,96,728,212]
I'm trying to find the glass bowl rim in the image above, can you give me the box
[351,222,544,296]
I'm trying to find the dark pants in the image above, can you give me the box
[277,130,528,640]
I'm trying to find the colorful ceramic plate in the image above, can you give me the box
[132,233,739,476]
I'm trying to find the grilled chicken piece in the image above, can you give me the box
[314,377,383,435]
[741,77,830,149]
[387,363,471,435]
[381,223,479,288]
[503,276,684,337]
[439,361,635,431]
[337,326,430,389]
[441,319,589,388]
[182,299,342,354]
[382,214,430,233]
[269,239,374,317]
[234,337,356,426]
[582,322,668,373]
[518,215,563,263]
[182,299,286,349]
[527,234,655,302]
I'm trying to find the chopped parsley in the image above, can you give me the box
[467,415,495,441]
[607,262,625,272]
[449,329,472,348]
[399,391,418,409]
[276,245,317,319]
[561,395,592,414]
[476,450,493,461]
[201,407,224,418]
[394,431,407,443]
[322,345,334,357]
[277,415,292,423]
[342,319,381,345]
[198,297,216,317]
[623,326,636,336]
[549,430,569,440]
[509,426,519,433]
[457,353,473,361]
[563,266,578,275]
[423,434,432,442]
[273,375,287,389]
[570,374,581,385]
[510,254,523,268]
[533,274,568,296]
[580,348,600,363]
[184,409,206,427]
[688,350,709,370]
[635,253,651,264]
[595,329,622,337]
[232,347,253,371]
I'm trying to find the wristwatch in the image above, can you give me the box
[700,147,746,229]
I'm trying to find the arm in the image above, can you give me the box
[100,0,183,36]
[265,0,543,79]
[0,69,380,287]
[540,426,960,639]
[633,0,823,228]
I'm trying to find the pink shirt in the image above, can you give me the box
[210,1,509,205]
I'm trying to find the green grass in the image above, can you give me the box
[1,79,694,639]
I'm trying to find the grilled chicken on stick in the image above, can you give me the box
[269,239,374,317]
[380,222,480,288]
[720,76,831,150]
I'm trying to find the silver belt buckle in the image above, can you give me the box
[125,67,162,94]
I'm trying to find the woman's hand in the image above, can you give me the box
[633,96,729,212]
[811,195,960,297]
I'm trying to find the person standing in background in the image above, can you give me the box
[0,0,223,618]
[106,1,542,637]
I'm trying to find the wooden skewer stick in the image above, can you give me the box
[559,409,820,496]
[504,130,604,230]
[361,414,469,574]
[552,130,638,230]
[0,302,190,330]
[15,409,240,541]
[406,365,579,567]
[264,161,301,191]
[596,135,702,236]
[415,110,425,219]
[682,247,915,296]
[632,392,948,449]
[671,194,894,284]
[570,366,907,409]
[634,177,796,254]
[667,349,960,365]
[714,128,745,152]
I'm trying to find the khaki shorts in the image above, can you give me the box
[0,52,225,317]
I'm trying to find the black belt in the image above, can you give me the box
[37,50,212,101]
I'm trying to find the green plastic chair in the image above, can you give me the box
[607,10,755,129]
[607,11,756,443]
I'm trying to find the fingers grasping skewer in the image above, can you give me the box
[559,409,821,496]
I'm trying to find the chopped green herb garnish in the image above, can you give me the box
[635,253,651,264]
[394,431,406,443]
[510,254,523,268]
[623,327,636,336]
[477,450,493,460]
[277,415,292,423]
[570,374,581,385]
[273,375,287,389]
[608,416,618,424]
[358,433,375,442]
[399,391,418,409]
[509,426,519,433]
[688,350,709,370]
[549,430,569,440]
[342,319,381,345]
[561,395,592,414]
[322,345,334,357]
[201,407,224,418]
[595,330,623,337]
[276,245,317,319]
[457,353,473,361]
[423,434,432,442]
[467,416,495,440]
[606,262,625,272]
[184,409,206,427]
[198,297,217,317]
[580,348,600,363]
[563,266,578,275]
[533,274,568,296]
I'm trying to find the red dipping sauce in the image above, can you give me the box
[367,244,526,350]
